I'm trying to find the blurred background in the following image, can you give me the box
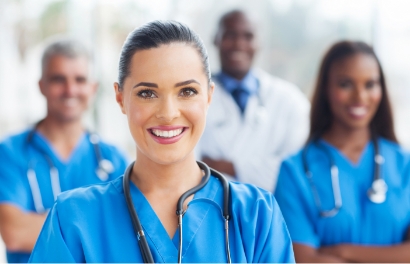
[1,0,410,260]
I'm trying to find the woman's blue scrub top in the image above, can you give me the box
[0,129,129,263]
[29,175,295,263]
[275,138,410,248]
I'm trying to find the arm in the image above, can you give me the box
[318,243,410,263]
[201,157,236,176]
[29,203,77,263]
[0,204,47,252]
[294,243,346,263]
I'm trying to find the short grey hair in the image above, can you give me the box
[41,39,90,75]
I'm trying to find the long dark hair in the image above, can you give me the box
[308,40,397,142]
[117,20,210,90]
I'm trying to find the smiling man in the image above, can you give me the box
[0,39,128,263]
[199,10,310,192]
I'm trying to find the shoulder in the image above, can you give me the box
[254,69,309,105]
[56,176,124,212]
[0,129,31,154]
[96,138,125,154]
[379,138,410,168]
[229,181,279,218]
[94,138,129,164]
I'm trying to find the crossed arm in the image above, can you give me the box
[294,229,410,263]
[0,204,47,252]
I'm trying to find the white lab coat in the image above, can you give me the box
[198,69,310,192]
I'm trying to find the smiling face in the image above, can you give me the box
[215,12,257,80]
[327,53,382,131]
[39,55,96,122]
[115,43,214,165]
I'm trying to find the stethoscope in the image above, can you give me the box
[26,123,114,213]
[123,161,232,263]
[302,137,387,218]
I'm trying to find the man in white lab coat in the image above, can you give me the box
[199,10,310,191]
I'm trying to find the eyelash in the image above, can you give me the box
[137,89,156,99]
[179,87,198,97]
[136,87,198,99]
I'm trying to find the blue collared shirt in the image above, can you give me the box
[216,71,259,95]
[215,71,259,112]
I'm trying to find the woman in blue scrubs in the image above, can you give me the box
[275,41,410,262]
[29,21,294,263]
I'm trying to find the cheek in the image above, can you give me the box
[182,100,208,129]
[127,103,152,130]
[328,88,349,107]
[369,87,383,106]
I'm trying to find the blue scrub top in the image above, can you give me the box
[29,175,295,263]
[275,137,410,248]
[0,129,129,263]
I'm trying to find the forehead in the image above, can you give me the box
[127,43,206,85]
[221,13,255,33]
[330,54,379,77]
[44,55,89,76]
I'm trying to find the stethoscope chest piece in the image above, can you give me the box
[367,178,387,204]
[96,159,114,181]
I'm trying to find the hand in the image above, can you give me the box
[202,157,236,177]
[319,244,352,260]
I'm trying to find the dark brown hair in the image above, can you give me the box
[309,40,397,142]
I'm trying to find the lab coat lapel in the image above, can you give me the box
[206,84,242,157]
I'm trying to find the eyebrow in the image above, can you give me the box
[174,79,200,87]
[132,79,200,89]
[133,82,158,89]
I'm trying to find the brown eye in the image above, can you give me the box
[137,89,157,99]
[365,80,379,89]
[179,88,198,97]
[338,79,353,89]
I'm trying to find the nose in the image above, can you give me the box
[63,79,79,97]
[155,96,180,122]
[352,85,368,103]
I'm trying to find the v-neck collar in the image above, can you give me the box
[318,139,372,168]
[32,131,88,165]
[128,176,222,262]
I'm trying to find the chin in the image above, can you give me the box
[152,154,189,166]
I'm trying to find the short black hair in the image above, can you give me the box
[118,20,210,89]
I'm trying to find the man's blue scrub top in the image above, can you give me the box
[29,176,295,263]
[0,129,129,263]
[275,137,410,248]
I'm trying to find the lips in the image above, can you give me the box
[61,98,79,107]
[147,126,188,144]
[347,106,368,118]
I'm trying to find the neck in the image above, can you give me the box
[36,116,85,159]
[221,67,249,81]
[323,122,371,150]
[132,151,202,196]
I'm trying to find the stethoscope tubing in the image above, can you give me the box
[25,123,112,213]
[303,137,385,217]
[123,161,231,263]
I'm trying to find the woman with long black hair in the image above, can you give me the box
[275,41,410,262]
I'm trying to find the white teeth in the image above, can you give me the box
[151,128,183,138]
[62,98,78,107]
[349,107,367,116]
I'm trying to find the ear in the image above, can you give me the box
[207,82,215,108]
[114,82,126,114]
[38,79,46,96]
[91,81,98,95]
